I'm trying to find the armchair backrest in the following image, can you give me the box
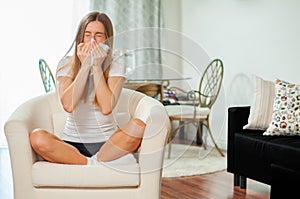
[26,88,161,137]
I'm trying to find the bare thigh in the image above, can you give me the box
[29,128,87,164]
[29,128,62,149]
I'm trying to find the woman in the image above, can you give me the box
[29,12,145,165]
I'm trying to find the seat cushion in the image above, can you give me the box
[271,163,300,198]
[32,161,140,188]
[236,131,300,165]
[165,105,210,119]
[234,131,300,184]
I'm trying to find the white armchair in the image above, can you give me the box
[4,88,170,199]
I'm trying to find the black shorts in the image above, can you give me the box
[63,140,105,157]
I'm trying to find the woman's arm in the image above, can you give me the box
[92,66,125,115]
[58,66,90,113]
[91,43,126,115]
[58,43,93,113]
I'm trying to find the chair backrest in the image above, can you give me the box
[39,59,56,93]
[198,58,224,108]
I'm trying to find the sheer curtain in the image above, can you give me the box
[0,0,89,146]
[90,0,163,79]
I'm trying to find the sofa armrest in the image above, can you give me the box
[228,106,250,136]
[227,106,250,172]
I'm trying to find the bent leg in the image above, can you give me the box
[29,128,87,164]
[97,118,146,162]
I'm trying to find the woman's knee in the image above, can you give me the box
[119,130,142,152]
[29,129,53,152]
[120,118,146,138]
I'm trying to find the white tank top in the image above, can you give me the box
[56,57,126,143]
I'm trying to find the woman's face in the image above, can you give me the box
[83,21,107,44]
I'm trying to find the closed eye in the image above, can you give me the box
[96,33,105,38]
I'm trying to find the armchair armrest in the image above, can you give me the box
[4,119,36,196]
[136,95,170,172]
[4,93,56,197]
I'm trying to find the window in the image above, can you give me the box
[0,0,89,146]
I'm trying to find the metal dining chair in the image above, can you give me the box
[165,58,225,158]
[39,59,56,93]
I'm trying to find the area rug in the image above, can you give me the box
[162,144,227,178]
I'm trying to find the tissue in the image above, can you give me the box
[99,43,110,53]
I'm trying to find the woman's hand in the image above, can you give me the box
[77,42,93,68]
[91,42,107,69]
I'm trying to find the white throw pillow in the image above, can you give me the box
[243,75,275,130]
[264,79,300,136]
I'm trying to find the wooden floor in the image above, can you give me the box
[161,170,270,199]
[161,138,270,199]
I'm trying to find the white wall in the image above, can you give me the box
[2,0,299,149]
[0,0,89,145]
[163,0,300,149]
[181,0,300,103]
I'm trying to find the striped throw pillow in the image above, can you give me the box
[243,75,275,130]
